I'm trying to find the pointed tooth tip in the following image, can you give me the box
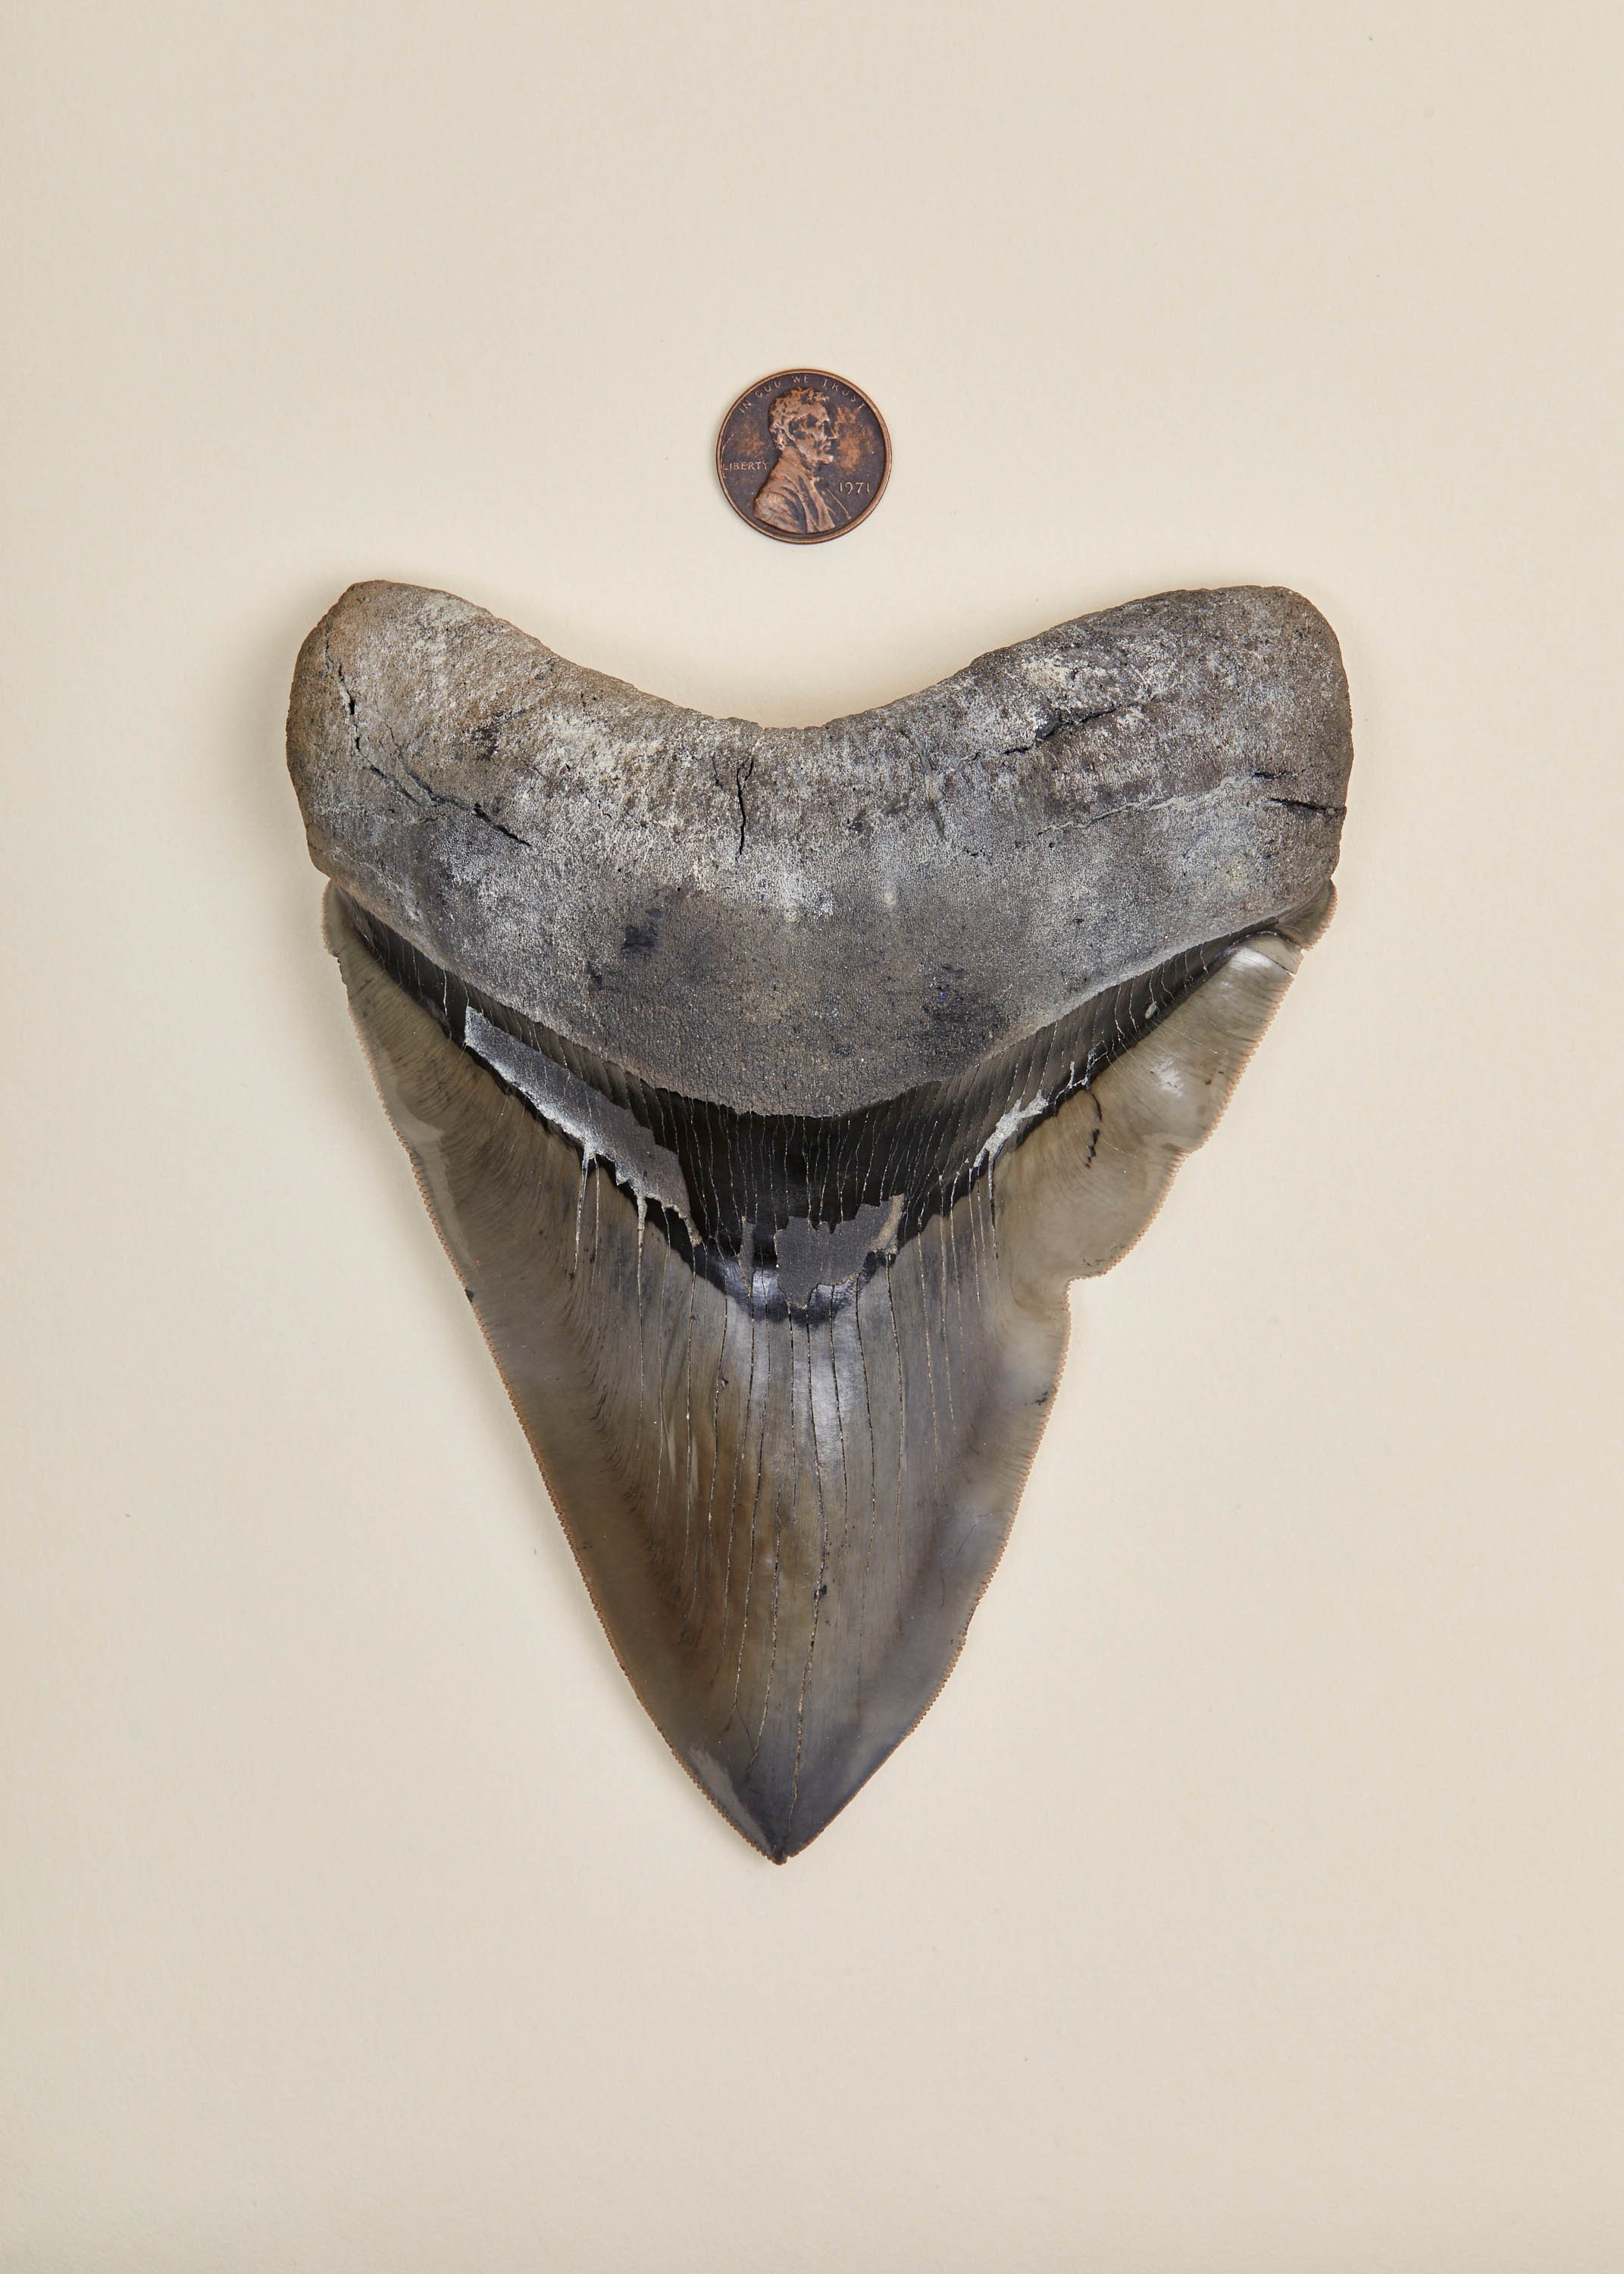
[690,1752,863,1865]
[718,1792,802,1866]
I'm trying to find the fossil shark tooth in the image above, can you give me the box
[288,580,1351,1859]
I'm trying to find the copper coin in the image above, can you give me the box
[716,370,890,544]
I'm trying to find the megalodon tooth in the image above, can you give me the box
[286,580,1352,1860]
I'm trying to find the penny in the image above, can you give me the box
[716,370,890,544]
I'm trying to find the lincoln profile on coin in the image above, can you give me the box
[753,386,846,536]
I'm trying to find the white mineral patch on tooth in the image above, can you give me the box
[974,1092,1048,1173]
[773,1194,906,1305]
[463,1008,696,1235]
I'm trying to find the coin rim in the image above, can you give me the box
[715,368,892,545]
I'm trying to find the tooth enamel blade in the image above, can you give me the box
[328,888,1316,1859]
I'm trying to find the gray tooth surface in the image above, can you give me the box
[289,583,1351,1858]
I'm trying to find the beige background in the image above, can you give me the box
[3,3,1620,2267]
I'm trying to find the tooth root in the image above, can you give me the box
[327,886,1307,1859]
